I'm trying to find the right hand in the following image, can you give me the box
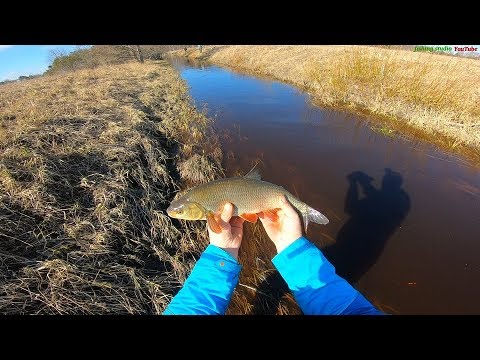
[258,195,303,254]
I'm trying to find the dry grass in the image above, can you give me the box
[0,58,304,314]
[0,60,225,314]
[181,45,480,160]
[0,59,297,315]
[226,220,302,315]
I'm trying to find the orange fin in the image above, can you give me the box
[239,213,258,223]
[207,212,222,233]
[263,209,279,222]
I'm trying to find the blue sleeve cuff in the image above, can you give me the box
[201,244,242,270]
[272,237,338,290]
[342,293,386,315]
[272,237,317,271]
[272,237,377,315]
[163,244,241,315]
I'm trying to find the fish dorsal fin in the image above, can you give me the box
[244,167,261,180]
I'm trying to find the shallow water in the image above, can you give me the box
[173,58,480,314]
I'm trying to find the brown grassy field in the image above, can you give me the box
[177,45,480,162]
[0,60,228,314]
[0,59,304,315]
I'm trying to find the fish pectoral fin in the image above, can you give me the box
[263,209,280,222]
[207,212,222,233]
[239,213,258,223]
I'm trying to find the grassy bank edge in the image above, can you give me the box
[0,60,225,313]
[173,46,480,167]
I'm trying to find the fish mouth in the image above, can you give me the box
[166,204,184,218]
[166,205,175,217]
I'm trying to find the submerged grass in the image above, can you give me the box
[178,45,480,163]
[0,60,225,314]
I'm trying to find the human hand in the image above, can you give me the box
[258,195,303,254]
[207,203,245,260]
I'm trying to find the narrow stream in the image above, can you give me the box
[173,58,480,314]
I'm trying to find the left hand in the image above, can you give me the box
[207,203,245,260]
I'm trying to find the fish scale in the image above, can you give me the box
[187,177,299,217]
[167,169,329,230]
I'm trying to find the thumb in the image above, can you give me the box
[278,195,298,218]
[220,202,234,223]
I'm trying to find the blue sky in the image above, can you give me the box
[0,45,84,81]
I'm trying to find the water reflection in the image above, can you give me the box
[174,57,480,314]
[249,168,410,314]
[324,169,411,283]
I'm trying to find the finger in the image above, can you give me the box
[220,202,234,224]
[206,220,215,236]
[258,215,271,226]
[278,195,298,218]
[230,216,245,229]
[207,213,223,233]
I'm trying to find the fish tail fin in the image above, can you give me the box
[303,206,329,232]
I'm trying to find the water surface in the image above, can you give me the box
[173,58,480,314]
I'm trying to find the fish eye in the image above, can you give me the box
[177,209,184,214]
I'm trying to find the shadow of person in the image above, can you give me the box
[324,168,410,284]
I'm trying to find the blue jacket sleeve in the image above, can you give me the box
[272,237,384,315]
[163,245,241,315]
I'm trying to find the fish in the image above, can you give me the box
[166,168,329,233]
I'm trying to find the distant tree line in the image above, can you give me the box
[0,74,41,85]
[46,45,189,75]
